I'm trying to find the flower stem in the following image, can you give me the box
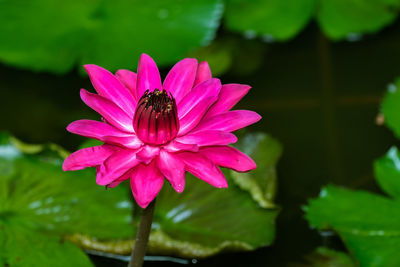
[128,199,156,267]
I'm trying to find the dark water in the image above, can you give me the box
[2,21,400,266]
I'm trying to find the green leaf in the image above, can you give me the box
[0,133,133,265]
[71,172,280,258]
[382,78,400,139]
[72,132,281,258]
[317,0,400,40]
[0,0,223,73]
[0,220,93,267]
[231,133,282,208]
[374,146,400,198]
[150,172,279,257]
[305,185,400,267]
[1,132,280,259]
[224,0,315,41]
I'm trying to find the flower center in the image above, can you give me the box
[133,89,179,145]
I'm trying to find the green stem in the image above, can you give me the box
[128,199,156,267]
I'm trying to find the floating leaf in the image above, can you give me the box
[0,133,133,265]
[224,0,315,41]
[0,223,93,267]
[1,132,280,261]
[305,162,400,267]
[317,0,400,40]
[382,78,400,139]
[374,146,400,198]
[231,133,282,208]
[0,0,224,73]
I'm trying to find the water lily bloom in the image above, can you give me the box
[63,54,261,208]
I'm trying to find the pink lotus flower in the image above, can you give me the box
[63,54,261,208]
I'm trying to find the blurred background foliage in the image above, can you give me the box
[2,0,400,266]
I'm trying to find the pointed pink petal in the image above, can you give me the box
[178,78,221,118]
[130,162,164,208]
[84,65,136,116]
[175,130,237,146]
[163,58,198,103]
[194,61,212,86]
[135,145,160,164]
[80,89,134,133]
[178,96,218,136]
[67,119,129,139]
[63,145,117,171]
[176,152,228,188]
[97,150,140,186]
[163,140,198,153]
[136,53,162,98]
[107,169,132,188]
[205,84,251,118]
[200,146,256,172]
[193,110,261,133]
[157,150,185,193]
[67,120,143,149]
[115,69,138,100]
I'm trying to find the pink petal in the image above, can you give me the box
[136,53,162,98]
[193,110,261,133]
[205,84,251,118]
[106,169,132,188]
[115,69,138,100]
[200,146,256,172]
[67,119,129,138]
[135,145,160,164]
[163,140,199,153]
[175,130,237,146]
[157,150,185,193]
[178,78,222,118]
[84,65,136,116]
[178,96,218,136]
[97,150,140,186]
[194,61,212,86]
[80,89,134,133]
[163,58,198,103]
[67,120,143,149]
[130,162,164,208]
[63,145,117,171]
[176,152,228,188]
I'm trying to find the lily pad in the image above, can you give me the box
[381,78,400,139]
[1,132,281,261]
[0,133,133,266]
[305,146,400,267]
[0,0,223,73]
[317,0,400,40]
[224,0,315,41]
[231,133,282,208]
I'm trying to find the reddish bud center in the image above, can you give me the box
[133,89,179,145]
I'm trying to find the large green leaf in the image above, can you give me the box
[0,221,92,267]
[317,0,400,40]
[1,132,280,261]
[0,0,223,73]
[305,185,400,267]
[72,133,280,258]
[382,78,400,139]
[231,132,282,208]
[0,133,133,266]
[224,0,315,41]
[374,146,400,198]
[305,146,400,267]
